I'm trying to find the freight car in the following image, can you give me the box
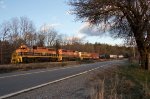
[61,49,80,61]
[78,52,92,60]
[109,55,118,59]
[99,54,124,59]
[91,53,99,60]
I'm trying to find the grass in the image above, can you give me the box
[118,63,150,98]
[0,61,73,73]
[118,63,150,84]
[88,61,150,99]
[0,58,110,74]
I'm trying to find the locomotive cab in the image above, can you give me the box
[11,45,29,63]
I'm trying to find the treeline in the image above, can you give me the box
[62,42,131,56]
[0,17,132,64]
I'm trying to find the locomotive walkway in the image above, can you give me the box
[0,59,127,99]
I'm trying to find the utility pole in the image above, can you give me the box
[0,40,3,64]
[133,45,135,59]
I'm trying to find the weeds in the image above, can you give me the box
[89,63,150,99]
[61,62,68,67]
[0,61,79,73]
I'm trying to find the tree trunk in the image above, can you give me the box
[136,38,150,70]
[139,51,150,70]
[134,29,150,70]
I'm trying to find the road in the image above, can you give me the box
[0,59,127,98]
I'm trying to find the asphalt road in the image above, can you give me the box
[0,59,127,98]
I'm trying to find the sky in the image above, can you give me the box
[0,0,123,45]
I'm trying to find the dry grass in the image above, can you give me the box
[0,61,80,73]
[0,59,104,73]
[0,59,113,74]
[88,63,150,99]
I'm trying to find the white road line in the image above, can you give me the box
[0,65,88,79]
[0,64,106,99]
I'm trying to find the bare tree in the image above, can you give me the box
[0,21,11,64]
[40,24,58,47]
[20,17,36,45]
[36,33,45,47]
[8,17,21,48]
[0,21,10,41]
[70,0,150,70]
[10,18,19,37]
[70,36,83,45]
[0,17,37,64]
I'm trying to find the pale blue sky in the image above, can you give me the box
[0,0,123,45]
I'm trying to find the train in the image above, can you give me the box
[99,54,124,59]
[11,45,124,63]
[11,45,99,63]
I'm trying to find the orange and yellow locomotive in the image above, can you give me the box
[11,44,99,63]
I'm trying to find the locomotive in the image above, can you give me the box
[11,44,99,63]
